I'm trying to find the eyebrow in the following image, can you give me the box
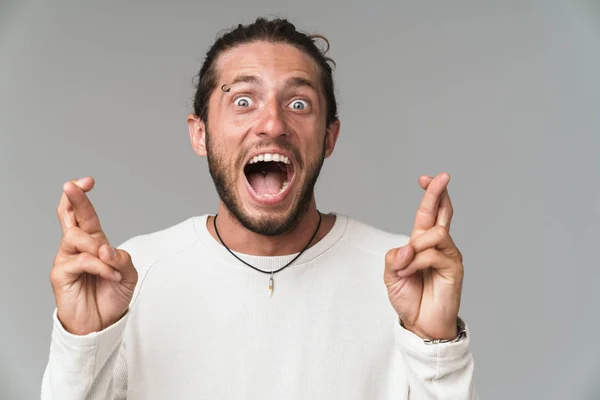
[227,75,262,87]
[223,75,318,93]
[284,77,317,92]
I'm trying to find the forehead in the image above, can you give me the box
[214,41,321,88]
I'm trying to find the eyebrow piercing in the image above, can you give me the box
[221,84,231,92]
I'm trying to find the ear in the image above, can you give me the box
[324,118,341,159]
[187,113,207,157]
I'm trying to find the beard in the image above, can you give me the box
[205,127,326,237]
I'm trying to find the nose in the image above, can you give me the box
[255,98,287,139]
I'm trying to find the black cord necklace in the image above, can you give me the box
[213,211,322,296]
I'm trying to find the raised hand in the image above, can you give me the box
[384,172,464,340]
[50,177,138,335]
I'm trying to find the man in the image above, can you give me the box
[42,17,476,399]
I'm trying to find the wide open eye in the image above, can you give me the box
[234,96,254,108]
[288,99,309,111]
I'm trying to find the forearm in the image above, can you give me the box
[395,316,477,400]
[41,308,129,400]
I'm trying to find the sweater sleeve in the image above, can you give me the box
[394,316,477,399]
[40,308,129,400]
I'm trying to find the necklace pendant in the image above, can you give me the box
[213,212,322,299]
[268,276,274,296]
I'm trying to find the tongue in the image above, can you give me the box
[248,171,282,195]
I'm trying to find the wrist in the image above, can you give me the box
[399,318,465,343]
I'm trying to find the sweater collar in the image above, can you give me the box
[193,212,348,270]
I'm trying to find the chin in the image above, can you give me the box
[237,184,308,237]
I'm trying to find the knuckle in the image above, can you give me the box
[49,266,61,283]
[56,196,65,212]
[417,207,432,217]
[426,247,440,261]
[77,252,94,265]
[435,225,448,236]
[418,248,437,265]
[63,225,79,242]
[384,249,396,265]
[52,252,67,267]
[122,250,132,265]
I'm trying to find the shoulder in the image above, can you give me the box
[115,215,202,274]
[339,214,410,257]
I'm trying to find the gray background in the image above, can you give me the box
[1,0,599,399]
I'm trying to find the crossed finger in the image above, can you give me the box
[410,173,454,241]
[418,174,454,232]
[395,247,458,279]
[409,225,462,262]
[59,226,104,256]
[57,177,103,235]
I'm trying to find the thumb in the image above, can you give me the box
[99,244,138,283]
[384,244,415,284]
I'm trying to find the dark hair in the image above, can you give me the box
[192,17,338,127]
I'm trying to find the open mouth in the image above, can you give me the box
[243,152,295,200]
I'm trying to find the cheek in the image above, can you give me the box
[220,117,257,149]
[212,116,250,147]
[223,105,261,126]
[288,113,322,138]
[288,118,324,154]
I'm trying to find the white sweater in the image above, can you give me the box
[41,213,477,399]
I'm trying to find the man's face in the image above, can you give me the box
[191,41,339,236]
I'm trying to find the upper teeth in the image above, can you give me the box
[248,153,290,164]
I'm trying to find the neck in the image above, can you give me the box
[206,198,335,256]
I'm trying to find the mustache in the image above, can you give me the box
[238,137,304,169]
